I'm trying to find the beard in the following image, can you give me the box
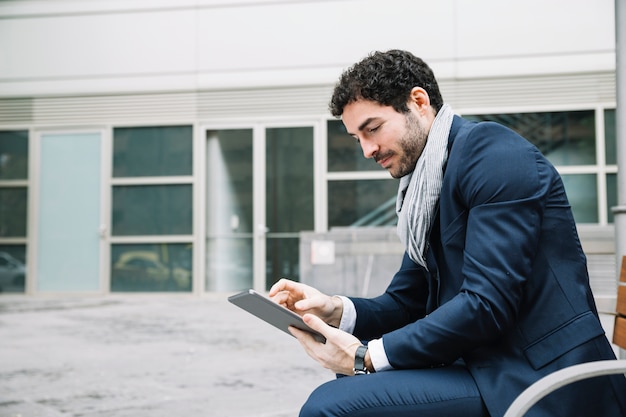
[389,112,429,178]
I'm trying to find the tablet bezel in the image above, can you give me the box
[228,289,326,343]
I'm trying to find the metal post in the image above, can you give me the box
[614,0,626,359]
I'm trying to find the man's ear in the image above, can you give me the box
[408,87,431,113]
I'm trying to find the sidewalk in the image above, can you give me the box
[0,294,332,417]
[0,295,620,417]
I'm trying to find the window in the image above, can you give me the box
[111,243,191,292]
[605,109,617,223]
[465,110,614,224]
[327,108,616,227]
[205,129,253,292]
[464,111,596,165]
[111,126,193,292]
[328,179,398,227]
[561,174,598,223]
[0,245,26,293]
[0,130,29,293]
[265,126,314,288]
[0,187,27,236]
[113,125,192,176]
[605,109,616,165]
[326,120,397,228]
[327,119,380,172]
[112,184,192,236]
[266,127,314,233]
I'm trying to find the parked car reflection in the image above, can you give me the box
[111,251,191,291]
[0,251,26,292]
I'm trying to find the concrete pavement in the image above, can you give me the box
[0,294,621,417]
[0,294,332,417]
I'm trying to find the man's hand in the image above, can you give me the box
[290,313,362,376]
[269,279,343,328]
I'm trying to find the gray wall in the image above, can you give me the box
[300,228,401,298]
[301,226,617,313]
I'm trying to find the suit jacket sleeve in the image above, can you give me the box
[348,252,429,340]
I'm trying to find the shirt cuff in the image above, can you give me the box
[336,296,393,372]
[337,296,356,333]
[368,338,393,372]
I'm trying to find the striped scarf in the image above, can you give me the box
[396,104,454,269]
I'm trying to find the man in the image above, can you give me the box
[269,50,626,417]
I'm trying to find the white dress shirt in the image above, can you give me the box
[337,296,393,372]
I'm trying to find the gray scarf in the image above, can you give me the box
[396,104,454,269]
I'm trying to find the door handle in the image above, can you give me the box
[257,224,269,236]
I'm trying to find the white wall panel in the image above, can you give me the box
[0,0,616,97]
[456,0,614,58]
[195,0,455,72]
[0,10,196,79]
[452,0,615,78]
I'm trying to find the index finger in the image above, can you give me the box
[268,278,296,297]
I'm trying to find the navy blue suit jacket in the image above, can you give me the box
[350,116,626,416]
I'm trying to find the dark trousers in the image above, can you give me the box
[299,362,489,417]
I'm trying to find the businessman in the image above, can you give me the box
[270,50,626,417]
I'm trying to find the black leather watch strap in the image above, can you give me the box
[354,345,369,375]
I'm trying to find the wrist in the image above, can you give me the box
[329,295,344,327]
[364,350,375,373]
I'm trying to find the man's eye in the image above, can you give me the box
[368,126,380,133]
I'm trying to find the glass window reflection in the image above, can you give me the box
[206,237,252,292]
[607,173,617,223]
[265,127,314,287]
[113,125,192,177]
[0,130,28,180]
[266,237,299,290]
[206,129,254,292]
[328,179,399,228]
[605,109,616,165]
[266,127,314,233]
[206,129,253,235]
[111,243,192,292]
[561,174,598,223]
[327,120,380,172]
[0,245,26,293]
[464,111,596,165]
[112,185,192,236]
[0,187,27,237]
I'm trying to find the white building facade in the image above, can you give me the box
[0,0,618,305]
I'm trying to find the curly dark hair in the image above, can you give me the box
[329,50,444,117]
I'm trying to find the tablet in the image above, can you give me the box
[228,289,326,343]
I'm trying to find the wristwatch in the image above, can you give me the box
[354,345,369,375]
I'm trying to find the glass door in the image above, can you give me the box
[205,129,254,291]
[264,126,314,290]
[36,131,104,292]
[205,125,315,292]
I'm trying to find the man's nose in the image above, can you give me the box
[360,140,378,159]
